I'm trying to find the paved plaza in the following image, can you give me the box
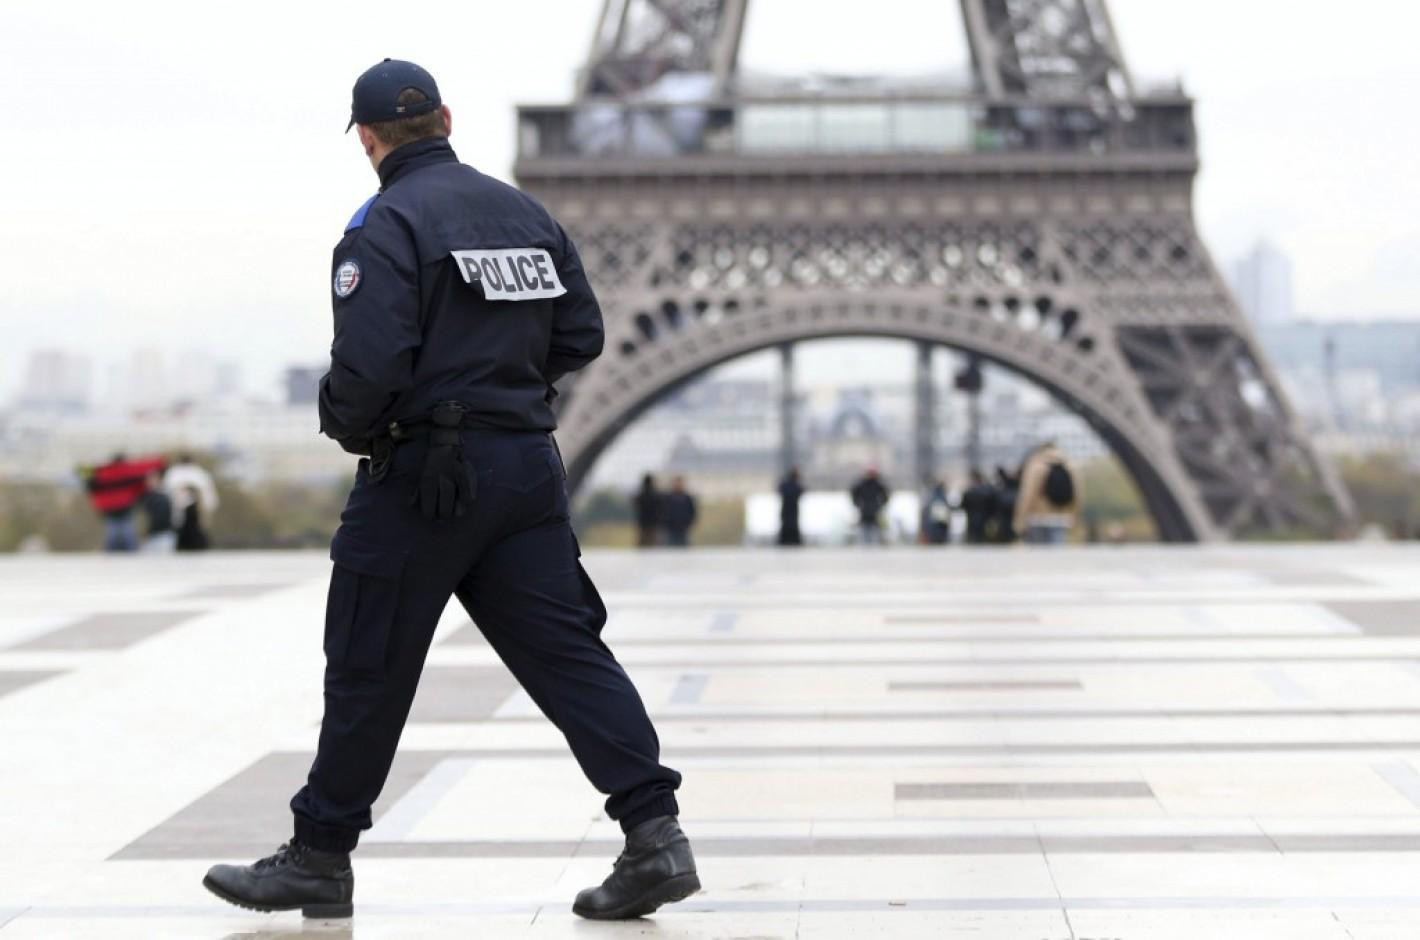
[3,544,1420,937]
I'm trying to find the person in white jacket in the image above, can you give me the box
[163,454,219,519]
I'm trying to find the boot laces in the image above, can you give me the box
[252,842,302,872]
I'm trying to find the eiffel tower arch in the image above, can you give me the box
[515,0,1354,542]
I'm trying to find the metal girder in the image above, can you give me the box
[961,0,1134,99]
[583,0,1133,102]
[579,0,747,99]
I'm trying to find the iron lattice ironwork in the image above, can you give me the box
[516,0,1353,541]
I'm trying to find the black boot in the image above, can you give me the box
[203,841,354,918]
[573,815,700,920]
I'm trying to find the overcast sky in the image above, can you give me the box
[2,0,1417,400]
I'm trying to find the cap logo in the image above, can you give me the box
[333,259,362,298]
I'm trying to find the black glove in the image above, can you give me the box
[412,403,477,520]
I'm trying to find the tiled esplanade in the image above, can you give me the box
[3,544,1420,937]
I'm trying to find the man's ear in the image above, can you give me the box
[356,124,376,156]
[441,105,452,137]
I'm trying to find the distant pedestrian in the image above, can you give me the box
[921,479,952,545]
[634,474,661,547]
[661,476,697,547]
[992,466,1019,544]
[777,468,805,546]
[165,454,219,523]
[1014,443,1079,545]
[84,453,166,553]
[959,470,997,545]
[849,467,890,545]
[139,470,177,554]
[176,485,211,552]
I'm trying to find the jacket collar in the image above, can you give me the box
[377,136,458,190]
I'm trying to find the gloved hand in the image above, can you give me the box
[411,403,477,521]
[414,443,476,520]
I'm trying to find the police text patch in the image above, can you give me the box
[450,248,566,301]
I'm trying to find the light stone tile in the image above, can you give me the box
[1144,763,1419,817]
[795,910,1072,939]
[395,761,602,842]
[1065,909,1355,940]
[796,855,1060,899]
[1046,854,1315,898]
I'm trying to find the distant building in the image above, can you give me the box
[284,366,325,407]
[1229,240,1295,327]
[1256,319,1420,436]
[16,350,91,414]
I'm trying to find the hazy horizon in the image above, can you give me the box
[3,0,1417,403]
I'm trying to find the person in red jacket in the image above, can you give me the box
[83,454,166,552]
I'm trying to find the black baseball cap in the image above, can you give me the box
[346,58,442,132]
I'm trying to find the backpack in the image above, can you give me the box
[1043,460,1075,508]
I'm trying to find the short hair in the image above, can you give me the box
[365,88,447,148]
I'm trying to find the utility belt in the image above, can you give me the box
[367,402,559,522]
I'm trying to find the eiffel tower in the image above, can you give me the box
[515,0,1353,542]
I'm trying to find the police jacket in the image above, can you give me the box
[318,137,604,453]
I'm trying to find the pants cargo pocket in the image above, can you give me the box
[324,529,408,672]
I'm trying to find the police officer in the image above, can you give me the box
[203,59,697,921]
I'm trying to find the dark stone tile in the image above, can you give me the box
[0,670,63,699]
[885,613,1040,625]
[896,781,1154,800]
[630,706,1420,722]
[1266,569,1371,587]
[669,673,709,705]
[9,611,203,651]
[124,832,1420,860]
[1325,600,1420,635]
[889,680,1083,692]
[111,750,456,860]
[628,653,1420,667]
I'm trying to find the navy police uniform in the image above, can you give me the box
[288,130,681,854]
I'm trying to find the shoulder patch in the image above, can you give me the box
[344,194,379,234]
[333,259,361,298]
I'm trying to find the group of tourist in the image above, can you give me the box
[775,443,1080,547]
[81,453,218,553]
[634,474,700,547]
[917,443,1081,545]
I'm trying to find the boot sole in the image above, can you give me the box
[572,871,701,920]
[202,874,353,919]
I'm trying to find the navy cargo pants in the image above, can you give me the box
[290,429,681,852]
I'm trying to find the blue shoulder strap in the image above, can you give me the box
[345,194,379,234]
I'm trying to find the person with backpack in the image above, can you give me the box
[1013,443,1080,545]
[920,479,952,545]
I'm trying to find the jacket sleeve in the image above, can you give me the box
[318,209,422,447]
[544,223,605,385]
